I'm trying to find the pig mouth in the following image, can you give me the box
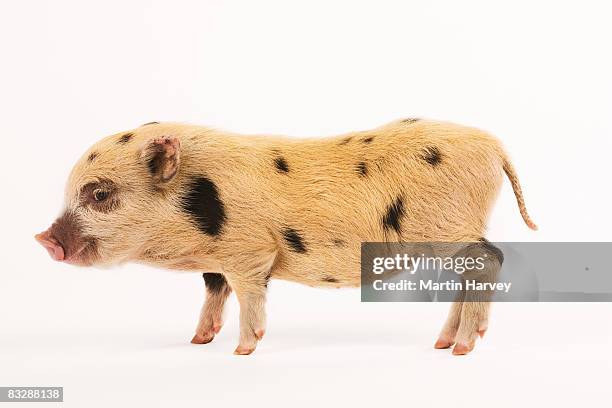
[63,239,98,266]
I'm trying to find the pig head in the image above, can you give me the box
[35,127,188,268]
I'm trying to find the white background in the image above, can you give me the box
[1,1,611,407]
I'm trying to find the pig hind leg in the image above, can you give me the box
[435,239,503,355]
[435,300,464,349]
[191,273,232,344]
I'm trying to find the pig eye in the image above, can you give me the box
[93,189,110,202]
[81,180,117,212]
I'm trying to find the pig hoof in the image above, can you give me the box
[434,338,454,349]
[477,329,486,338]
[191,333,214,344]
[233,346,255,355]
[452,343,473,355]
[254,329,265,340]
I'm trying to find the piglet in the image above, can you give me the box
[36,119,536,355]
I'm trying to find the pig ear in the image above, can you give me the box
[140,136,181,183]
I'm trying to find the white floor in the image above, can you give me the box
[1,264,610,408]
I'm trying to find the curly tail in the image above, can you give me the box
[502,157,538,231]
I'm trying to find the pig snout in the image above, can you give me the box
[35,230,65,261]
[35,212,96,265]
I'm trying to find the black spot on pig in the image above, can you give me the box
[274,156,290,173]
[118,133,134,144]
[422,146,441,166]
[332,238,346,247]
[181,177,227,237]
[382,196,405,234]
[282,228,307,253]
[322,276,338,283]
[87,152,98,162]
[357,161,367,177]
[478,238,504,265]
[203,273,227,293]
[339,137,352,146]
[402,118,420,124]
[142,121,159,126]
[363,136,375,144]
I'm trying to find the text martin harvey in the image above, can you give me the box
[372,279,512,293]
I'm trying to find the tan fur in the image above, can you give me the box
[60,118,536,354]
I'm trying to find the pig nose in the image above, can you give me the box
[35,230,65,261]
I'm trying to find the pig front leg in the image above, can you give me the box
[224,248,277,355]
[191,273,232,344]
[232,285,267,355]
